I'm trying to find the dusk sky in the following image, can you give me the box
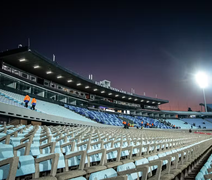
[1,1,212,111]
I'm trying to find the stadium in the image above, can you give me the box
[1,45,212,180]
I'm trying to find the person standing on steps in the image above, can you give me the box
[31,98,37,110]
[23,94,30,108]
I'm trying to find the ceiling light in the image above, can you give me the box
[67,80,72,83]
[115,95,119,97]
[46,71,52,74]
[34,65,40,69]
[135,99,138,101]
[85,86,90,89]
[108,93,112,95]
[57,75,62,79]
[77,83,81,86]
[152,102,155,104]
[94,89,98,91]
[158,102,161,104]
[19,58,26,62]
[128,97,132,100]
[147,101,149,103]
[101,91,105,93]
[141,100,144,102]
[122,96,125,99]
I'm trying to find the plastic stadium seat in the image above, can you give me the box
[89,168,117,180]
[117,162,137,180]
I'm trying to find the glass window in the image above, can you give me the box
[2,64,11,72]
[12,69,20,75]
[30,76,36,82]
[21,72,28,79]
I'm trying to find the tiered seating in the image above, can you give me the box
[195,153,212,179]
[120,115,171,129]
[66,105,123,126]
[0,124,212,180]
[165,119,193,129]
[0,89,95,123]
[182,118,212,129]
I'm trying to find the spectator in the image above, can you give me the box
[31,98,37,110]
[23,94,30,108]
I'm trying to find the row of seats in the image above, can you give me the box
[182,118,212,129]
[0,89,95,123]
[0,124,212,180]
[66,105,123,126]
[196,153,212,179]
[66,105,171,129]
[120,115,171,129]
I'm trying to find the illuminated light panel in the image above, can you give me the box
[141,100,144,102]
[34,65,40,69]
[46,71,52,74]
[77,83,81,86]
[134,99,138,101]
[101,91,105,93]
[108,93,112,95]
[158,102,161,104]
[115,95,119,97]
[195,72,208,89]
[152,102,155,104]
[85,86,90,89]
[19,58,26,62]
[128,97,132,100]
[57,75,62,79]
[94,89,98,91]
[67,80,72,83]
[122,96,125,99]
[147,101,149,103]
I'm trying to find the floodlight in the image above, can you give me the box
[34,65,40,69]
[46,71,52,74]
[19,58,26,62]
[195,72,208,89]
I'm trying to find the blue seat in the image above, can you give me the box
[117,162,137,180]
[89,168,117,180]
[195,172,204,180]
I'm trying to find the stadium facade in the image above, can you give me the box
[0,46,212,127]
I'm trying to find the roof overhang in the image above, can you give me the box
[0,46,169,105]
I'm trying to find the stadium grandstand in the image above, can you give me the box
[1,46,212,179]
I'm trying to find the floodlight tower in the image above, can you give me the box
[195,72,208,112]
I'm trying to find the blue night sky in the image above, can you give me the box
[1,1,212,111]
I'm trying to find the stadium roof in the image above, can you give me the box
[0,46,169,105]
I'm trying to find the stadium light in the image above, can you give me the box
[147,101,149,103]
[57,75,62,79]
[115,94,119,97]
[101,91,105,93]
[134,99,138,101]
[85,86,90,89]
[77,83,81,86]
[152,102,155,104]
[141,100,144,102]
[94,89,98,91]
[67,80,72,83]
[33,65,40,69]
[108,93,112,95]
[122,96,125,99]
[195,72,208,112]
[158,102,161,105]
[46,71,52,74]
[128,97,132,100]
[19,58,26,62]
